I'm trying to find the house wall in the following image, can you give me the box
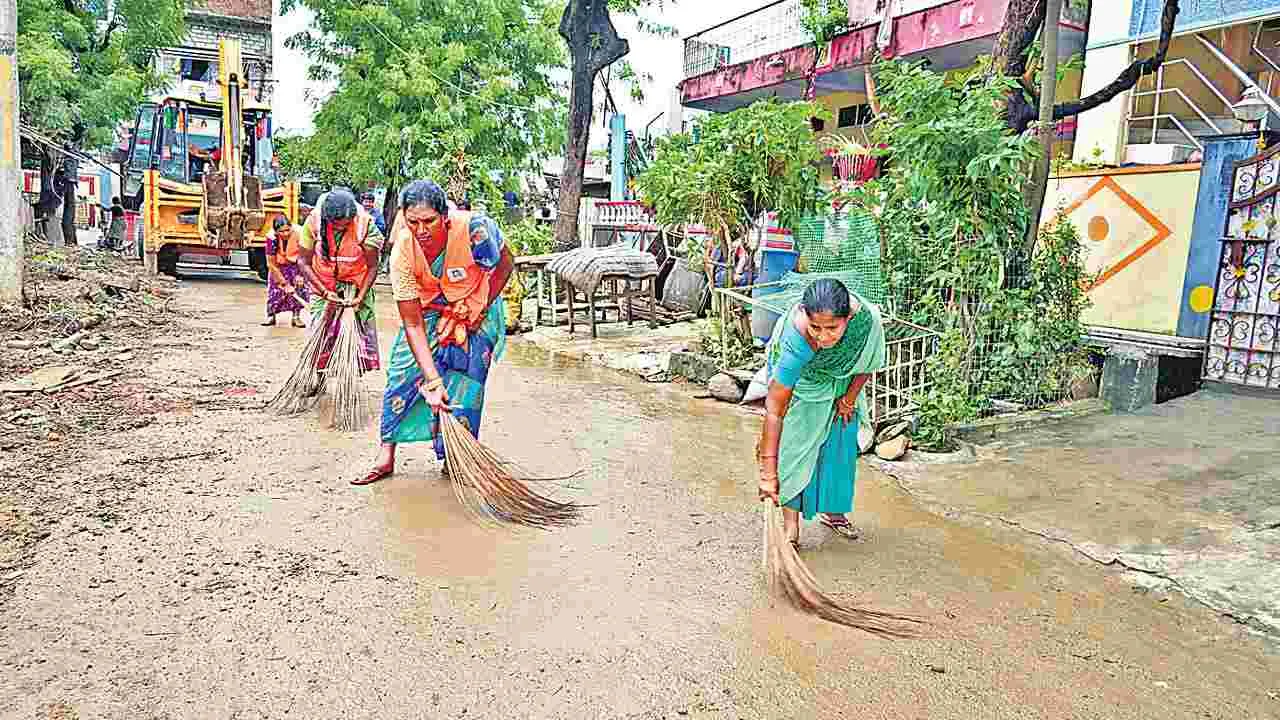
[1041,165,1203,335]
[1073,2,1136,164]
[1129,0,1280,39]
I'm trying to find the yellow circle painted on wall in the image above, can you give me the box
[1188,285,1215,314]
[1087,215,1110,242]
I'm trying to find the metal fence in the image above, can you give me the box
[882,236,1088,415]
[683,0,809,78]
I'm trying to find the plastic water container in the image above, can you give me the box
[751,248,799,343]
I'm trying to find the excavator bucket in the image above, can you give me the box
[202,170,266,247]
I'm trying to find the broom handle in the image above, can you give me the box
[761,500,770,576]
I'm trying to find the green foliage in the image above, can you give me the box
[837,60,1090,448]
[799,0,850,45]
[17,0,186,148]
[699,315,757,370]
[504,218,554,257]
[978,211,1094,403]
[1052,145,1106,174]
[274,130,347,186]
[635,99,827,242]
[914,327,979,449]
[282,0,566,201]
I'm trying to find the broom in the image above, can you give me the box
[761,501,924,637]
[324,291,372,432]
[438,410,585,529]
[267,301,337,415]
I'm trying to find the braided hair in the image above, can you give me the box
[319,189,358,287]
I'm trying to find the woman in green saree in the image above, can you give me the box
[757,278,886,548]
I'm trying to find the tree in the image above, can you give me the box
[990,0,1181,249]
[1022,0,1062,252]
[17,0,185,244]
[553,0,672,251]
[274,130,348,188]
[282,0,565,228]
[635,99,826,287]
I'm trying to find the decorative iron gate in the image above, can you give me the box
[1205,144,1280,389]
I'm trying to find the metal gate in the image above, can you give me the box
[1205,143,1280,389]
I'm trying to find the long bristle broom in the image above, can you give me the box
[267,302,336,415]
[762,501,924,637]
[325,295,372,432]
[439,411,585,528]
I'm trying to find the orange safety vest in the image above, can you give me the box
[273,224,302,266]
[395,210,490,326]
[305,207,374,291]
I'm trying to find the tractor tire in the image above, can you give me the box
[157,246,179,278]
[249,248,269,283]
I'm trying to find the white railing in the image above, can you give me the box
[682,0,808,78]
[1127,56,1244,149]
[591,201,656,228]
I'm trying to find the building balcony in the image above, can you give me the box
[680,0,1089,113]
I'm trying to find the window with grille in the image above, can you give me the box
[837,104,874,128]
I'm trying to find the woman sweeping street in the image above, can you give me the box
[757,278,886,547]
[297,189,384,374]
[262,217,309,328]
[354,180,513,486]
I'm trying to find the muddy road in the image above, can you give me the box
[2,276,1278,719]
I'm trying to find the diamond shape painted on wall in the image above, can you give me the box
[1060,176,1172,291]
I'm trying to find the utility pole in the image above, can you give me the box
[1024,0,1062,253]
[0,0,21,302]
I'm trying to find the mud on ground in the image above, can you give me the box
[2,274,1279,719]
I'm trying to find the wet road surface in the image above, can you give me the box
[2,276,1278,718]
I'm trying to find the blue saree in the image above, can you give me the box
[378,215,508,459]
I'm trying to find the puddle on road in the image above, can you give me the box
[175,276,1146,700]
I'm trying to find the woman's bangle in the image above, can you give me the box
[423,377,443,391]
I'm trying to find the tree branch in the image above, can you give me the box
[1002,0,1048,78]
[1052,0,1180,120]
[99,15,119,53]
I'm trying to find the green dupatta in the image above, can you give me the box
[769,292,886,506]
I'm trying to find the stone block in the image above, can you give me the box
[669,351,719,384]
[708,373,745,403]
[1100,349,1158,413]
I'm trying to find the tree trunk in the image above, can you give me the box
[555,64,595,251]
[62,156,78,248]
[46,198,65,247]
[554,0,629,253]
[996,0,1181,134]
[383,177,399,232]
[991,0,1047,79]
[37,150,58,245]
[1023,0,1062,254]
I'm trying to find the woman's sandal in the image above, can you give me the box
[260,317,276,326]
[820,514,862,540]
[291,317,306,328]
[352,463,394,486]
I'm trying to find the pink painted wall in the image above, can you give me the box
[682,0,1030,105]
